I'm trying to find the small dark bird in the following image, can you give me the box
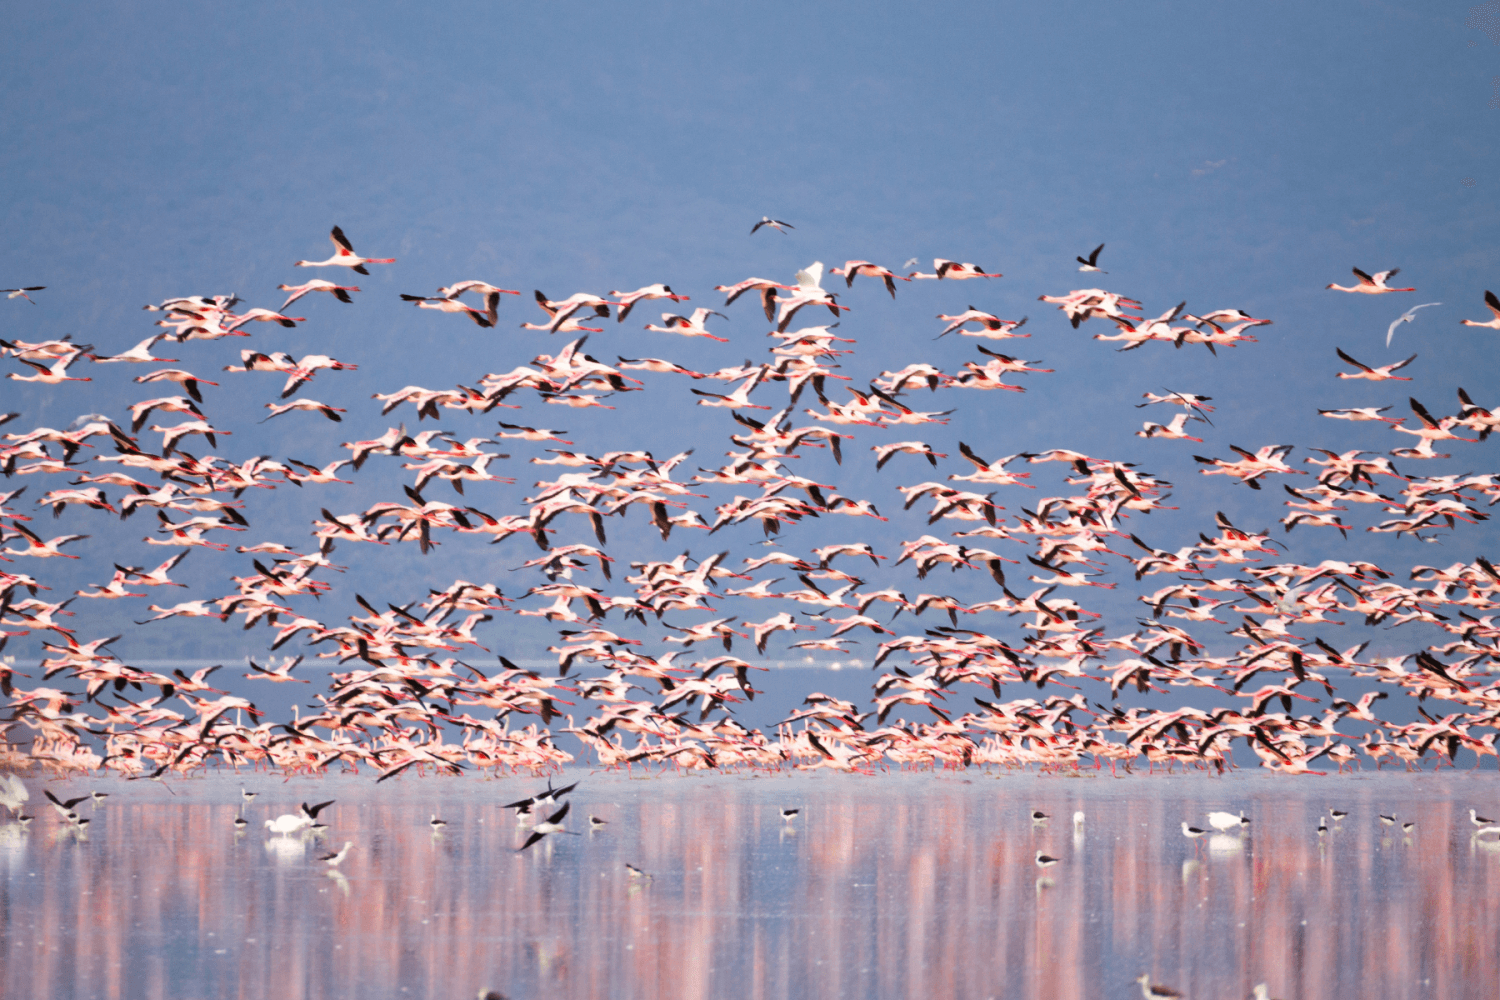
[1034,850,1060,869]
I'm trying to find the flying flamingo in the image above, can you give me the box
[7,349,91,385]
[714,277,793,321]
[294,226,395,275]
[277,280,360,310]
[3,523,88,559]
[830,261,908,298]
[225,308,305,331]
[1326,267,1415,294]
[1076,244,1106,273]
[909,259,1001,280]
[1137,413,1206,442]
[3,287,45,304]
[89,334,179,364]
[610,284,688,322]
[400,291,502,327]
[1335,348,1416,381]
[645,309,730,342]
[1460,290,1500,330]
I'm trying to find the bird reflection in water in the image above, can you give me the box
[1,778,1498,1000]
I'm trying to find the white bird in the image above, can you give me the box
[0,774,28,817]
[1206,810,1249,832]
[1385,302,1441,346]
[264,800,335,836]
[773,262,849,332]
[3,286,45,303]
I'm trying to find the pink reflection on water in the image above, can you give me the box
[0,773,1497,1000]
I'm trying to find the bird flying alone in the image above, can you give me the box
[295,226,396,275]
[1385,302,1441,346]
[1076,244,1106,273]
[1327,267,1414,294]
[751,217,794,235]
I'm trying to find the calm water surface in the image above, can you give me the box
[2,770,1497,1000]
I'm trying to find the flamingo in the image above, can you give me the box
[645,308,730,342]
[909,259,1001,280]
[261,400,347,423]
[935,308,1028,339]
[7,349,90,385]
[277,280,360,311]
[284,458,354,485]
[714,277,792,321]
[610,284,688,322]
[1326,267,1415,293]
[1460,290,1500,330]
[1335,348,1416,381]
[89,334,179,364]
[3,286,44,304]
[1076,243,1106,272]
[1137,413,1205,442]
[532,291,612,333]
[691,366,770,408]
[1317,406,1400,424]
[400,291,503,327]
[872,441,947,470]
[294,226,395,275]
[2,523,88,558]
[750,216,794,235]
[830,261,908,298]
[225,308,305,331]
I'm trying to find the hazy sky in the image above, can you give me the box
[2,2,1498,724]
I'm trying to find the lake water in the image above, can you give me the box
[2,770,1497,1000]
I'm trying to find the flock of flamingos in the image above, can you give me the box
[2,226,1500,791]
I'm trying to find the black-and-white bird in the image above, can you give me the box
[320,842,353,866]
[1329,808,1348,822]
[1136,974,1184,999]
[1034,850,1059,869]
[3,286,45,304]
[504,779,578,815]
[1471,808,1496,828]
[44,790,88,824]
[517,802,577,852]
[625,863,653,881]
[780,807,800,824]
[430,814,448,832]
[588,815,608,830]
[1030,809,1050,823]
[1076,244,1107,273]
[751,217,794,235]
